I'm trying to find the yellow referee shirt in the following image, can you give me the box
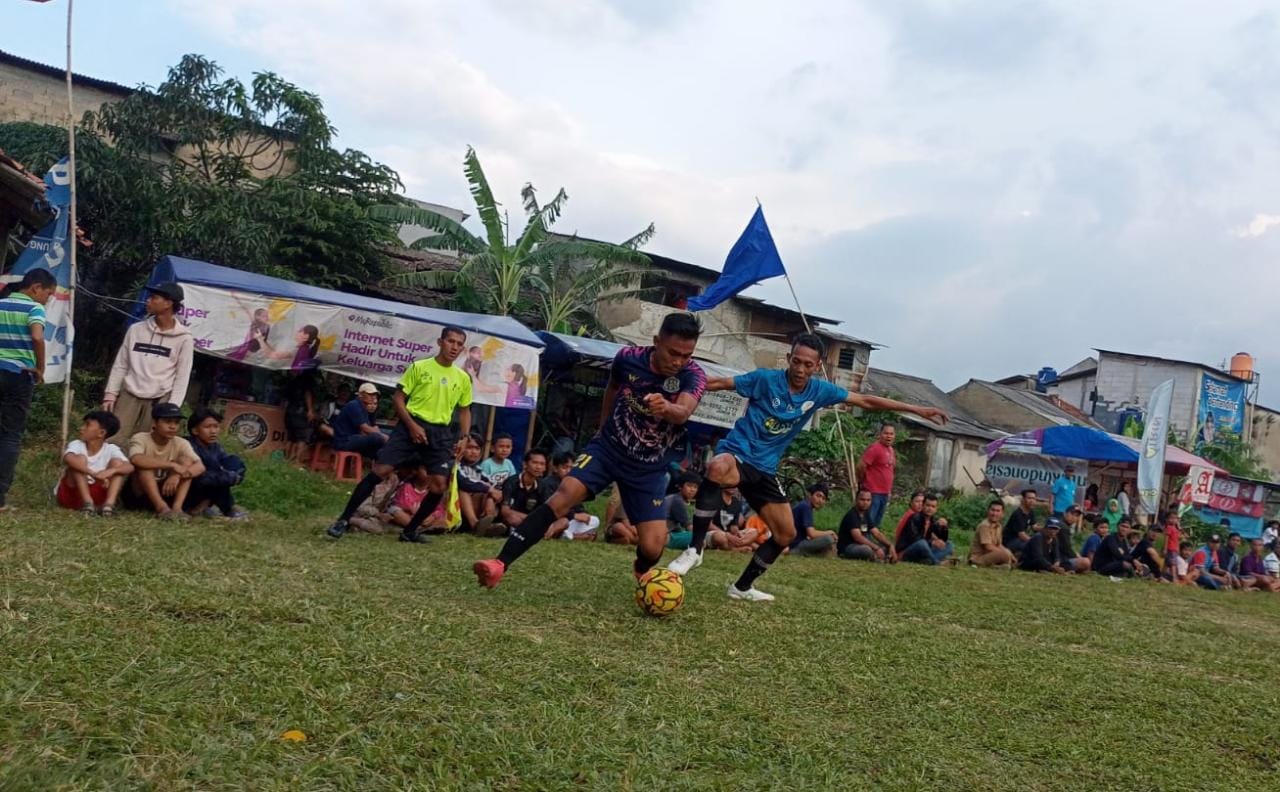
[398,357,473,425]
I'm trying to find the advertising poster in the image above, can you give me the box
[178,284,541,409]
[8,157,73,383]
[984,452,1088,500]
[1196,373,1247,448]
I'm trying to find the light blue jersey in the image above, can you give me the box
[718,368,848,475]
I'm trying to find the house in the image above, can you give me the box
[597,248,877,393]
[862,368,1004,494]
[1248,404,1280,483]
[949,379,1102,435]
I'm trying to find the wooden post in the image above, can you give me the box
[525,407,538,454]
[482,406,497,457]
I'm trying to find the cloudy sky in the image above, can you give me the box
[10,0,1280,400]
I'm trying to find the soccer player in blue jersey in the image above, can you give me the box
[473,312,706,589]
[667,333,949,601]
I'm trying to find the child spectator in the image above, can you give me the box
[56,410,134,516]
[790,482,837,557]
[544,452,599,541]
[1162,513,1183,569]
[186,408,248,519]
[125,402,205,520]
[457,432,502,535]
[707,487,759,553]
[1171,543,1202,586]
[0,268,56,513]
[389,466,449,535]
[663,473,701,550]
[1080,518,1110,561]
[479,433,517,486]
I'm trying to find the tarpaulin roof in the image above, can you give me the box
[536,331,742,379]
[985,425,1225,472]
[147,256,543,348]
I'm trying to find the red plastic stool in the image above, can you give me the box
[333,451,363,481]
[309,442,333,472]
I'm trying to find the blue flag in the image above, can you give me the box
[687,206,786,311]
[10,157,74,383]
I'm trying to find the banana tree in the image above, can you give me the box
[371,146,655,330]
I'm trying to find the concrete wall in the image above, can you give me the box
[1089,353,1202,441]
[921,433,987,494]
[0,61,128,126]
[951,382,1047,434]
[1249,406,1280,483]
[1052,375,1095,419]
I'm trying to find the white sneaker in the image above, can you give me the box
[726,583,775,602]
[667,548,703,576]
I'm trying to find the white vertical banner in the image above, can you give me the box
[1137,378,1174,515]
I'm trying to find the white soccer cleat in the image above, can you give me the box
[667,548,703,577]
[726,584,775,602]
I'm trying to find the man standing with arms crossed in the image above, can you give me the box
[669,333,948,600]
[857,423,897,531]
[326,326,472,544]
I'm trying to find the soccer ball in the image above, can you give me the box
[635,569,684,617]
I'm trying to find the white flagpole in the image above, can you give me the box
[59,0,78,446]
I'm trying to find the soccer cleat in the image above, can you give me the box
[473,559,506,589]
[726,584,775,602]
[667,548,703,576]
[325,519,348,539]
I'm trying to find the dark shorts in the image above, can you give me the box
[284,408,310,442]
[569,439,668,524]
[375,418,455,476]
[732,456,789,513]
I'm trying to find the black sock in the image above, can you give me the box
[402,491,444,537]
[338,472,382,521]
[690,480,722,555]
[634,546,662,577]
[496,503,557,567]
[734,538,785,591]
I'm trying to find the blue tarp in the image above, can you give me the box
[144,255,543,348]
[536,331,743,380]
[986,425,1224,472]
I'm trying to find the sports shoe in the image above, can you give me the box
[726,583,775,602]
[326,519,348,539]
[667,548,703,576]
[473,559,506,589]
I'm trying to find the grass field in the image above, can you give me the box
[3,453,1280,790]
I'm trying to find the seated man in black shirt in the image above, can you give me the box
[838,488,897,562]
[706,486,756,552]
[499,450,556,535]
[1091,519,1135,577]
[1129,523,1164,578]
[896,493,945,565]
[1003,489,1038,557]
[1018,517,1073,573]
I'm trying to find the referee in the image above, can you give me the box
[326,326,473,543]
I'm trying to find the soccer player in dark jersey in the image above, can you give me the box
[667,333,949,601]
[472,313,706,588]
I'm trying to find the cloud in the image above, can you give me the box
[1233,213,1280,239]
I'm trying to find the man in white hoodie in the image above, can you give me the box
[103,282,195,444]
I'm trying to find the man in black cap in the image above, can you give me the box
[104,282,195,443]
[125,402,204,519]
[1018,518,1075,574]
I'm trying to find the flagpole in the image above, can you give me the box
[59,0,78,446]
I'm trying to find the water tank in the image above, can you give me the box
[1035,366,1058,393]
[1229,352,1255,382]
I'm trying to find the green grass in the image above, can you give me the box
[3,448,1280,789]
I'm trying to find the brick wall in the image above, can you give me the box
[0,62,127,126]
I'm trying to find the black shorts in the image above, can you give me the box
[375,417,455,476]
[284,408,311,442]
[733,456,789,513]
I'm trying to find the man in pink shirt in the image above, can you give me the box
[857,423,896,528]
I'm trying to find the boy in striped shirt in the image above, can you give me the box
[0,268,57,511]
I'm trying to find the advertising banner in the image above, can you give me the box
[179,284,540,409]
[1205,475,1267,518]
[1138,379,1174,514]
[9,157,73,383]
[984,452,1088,500]
[691,390,747,430]
[1196,373,1247,448]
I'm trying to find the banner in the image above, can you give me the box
[1206,474,1267,518]
[9,157,73,383]
[178,284,540,409]
[1137,379,1174,514]
[984,452,1088,500]
[1195,373,1247,448]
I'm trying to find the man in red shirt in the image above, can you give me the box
[856,422,896,528]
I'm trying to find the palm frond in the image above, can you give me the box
[463,146,506,252]
[619,222,656,250]
[521,183,540,218]
[512,187,568,263]
[369,203,484,254]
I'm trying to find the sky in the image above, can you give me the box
[8,0,1280,401]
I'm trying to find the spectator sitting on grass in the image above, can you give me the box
[346,469,402,534]
[604,487,637,546]
[125,402,205,520]
[56,410,134,516]
[186,408,248,520]
[1017,518,1077,574]
[1003,489,1038,557]
[1240,538,1280,592]
[350,465,447,535]
[894,490,926,543]
[706,487,759,553]
[1129,523,1163,578]
[500,449,553,535]
[545,452,599,541]
[789,482,837,557]
[479,433,517,487]
[1189,535,1229,590]
[457,433,502,535]
[968,500,1015,568]
[1090,519,1134,577]
[1080,517,1110,562]
[896,492,944,565]
[1170,543,1204,587]
[663,473,700,550]
[838,489,897,562]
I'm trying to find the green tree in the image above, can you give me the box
[373,147,653,332]
[0,55,404,362]
[1191,436,1271,481]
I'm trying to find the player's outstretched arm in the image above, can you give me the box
[845,392,950,426]
[705,376,736,393]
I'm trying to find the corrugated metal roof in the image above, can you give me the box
[966,379,1102,428]
[863,368,1004,440]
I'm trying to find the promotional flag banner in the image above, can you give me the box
[1137,379,1174,515]
[10,157,73,383]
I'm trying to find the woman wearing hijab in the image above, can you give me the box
[1101,498,1125,534]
